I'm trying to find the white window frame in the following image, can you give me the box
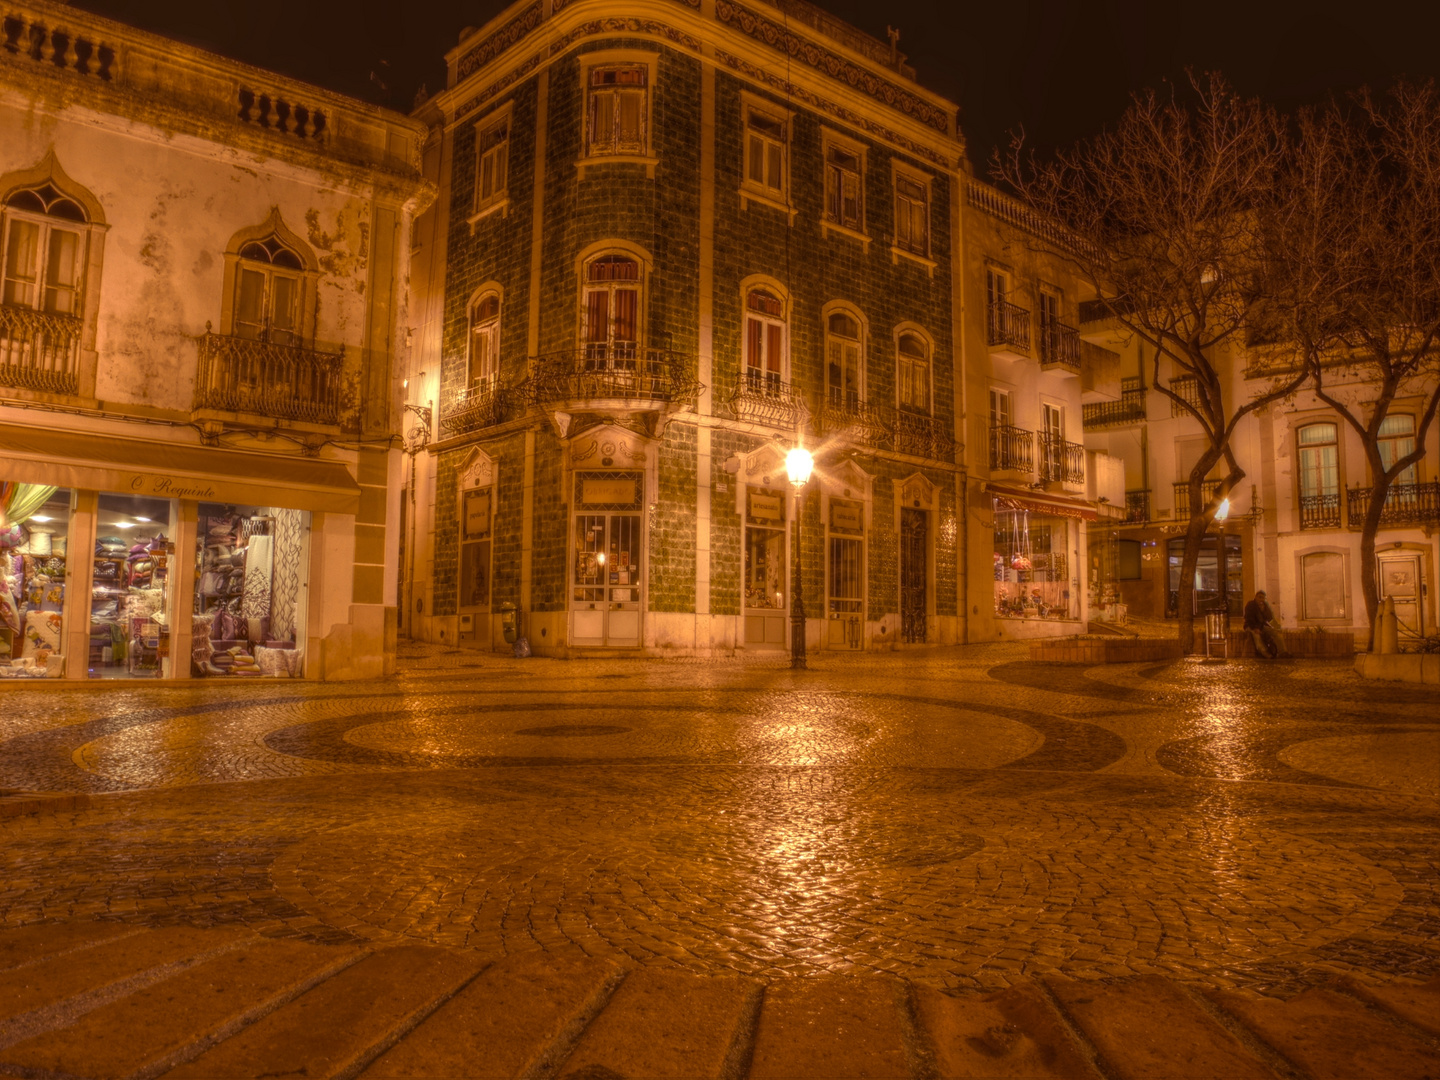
[220,212,320,351]
[895,326,932,415]
[1,192,86,317]
[470,101,514,226]
[740,92,796,220]
[823,303,865,409]
[820,128,869,247]
[578,51,658,175]
[578,247,647,365]
[889,162,934,272]
[742,280,789,391]
[467,289,502,388]
[232,237,306,347]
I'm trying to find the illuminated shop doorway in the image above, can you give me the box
[570,471,644,648]
[743,484,788,649]
[1166,534,1242,617]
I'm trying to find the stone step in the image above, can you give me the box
[747,976,915,1078]
[915,981,1102,1079]
[0,790,91,819]
[0,920,138,972]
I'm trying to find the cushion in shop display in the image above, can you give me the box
[42,557,64,576]
[21,610,62,658]
[0,524,26,549]
[53,536,65,558]
[96,537,127,554]
[255,646,290,676]
[92,599,119,620]
[28,530,51,556]
[0,591,19,635]
[191,614,214,671]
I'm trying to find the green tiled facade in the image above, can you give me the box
[413,1,968,654]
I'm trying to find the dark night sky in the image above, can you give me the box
[73,0,1440,170]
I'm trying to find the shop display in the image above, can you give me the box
[193,505,307,677]
[993,508,1073,620]
[0,484,69,678]
[89,494,175,679]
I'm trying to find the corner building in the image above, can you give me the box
[406,0,984,654]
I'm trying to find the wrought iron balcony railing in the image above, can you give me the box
[890,407,956,462]
[816,391,890,445]
[1173,479,1224,520]
[1125,489,1151,523]
[1299,493,1343,530]
[1169,375,1204,416]
[526,349,700,407]
[1083,377,1147,429]
[729,370,807,429]
[194,330,341,425]
[1347,482,1440,527]
[1039,433,1085,484]
[1038,318,1081,373]
[987,299,1030,355]
[442,376,513,437]
[0,303,81,395]
[989,424,1033,473]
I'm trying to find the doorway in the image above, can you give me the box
[570,472,645,648]
[1377,552,1424,643]
[743,485,788,649]
[900,507,927,643]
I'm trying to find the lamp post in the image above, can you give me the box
[786,444,814,670]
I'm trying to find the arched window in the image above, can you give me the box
[896,331,930,414]
[469,293,501,387]
[234,236,304,345]
[1378,414,1417,486]
[744,288,785,391]
[582,254,641,365]
[825,311,862,408]
[2,183,87,315]
[1297,421,1340,529]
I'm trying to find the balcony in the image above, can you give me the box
[1124,489,1151,523]
[1173,479,1224,520]
[987,299,1030,361]
[442,377,513,438]
[1347,482,1440,527]
[193,330,341,426]
[526,349,700,411]
[1083,377,1147,429]
[889,408,955,462]
[729,371,807,430]
[816,392,890,445]
[1037,318,1080,374]
[989,424,1034,474]
[1039,433,1085,485]
[0,304,81,395]
[1170,375,1203,417]
[1300,493,1343,530]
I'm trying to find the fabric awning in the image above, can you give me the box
[0,421,361,515]
[984,482,1099,521]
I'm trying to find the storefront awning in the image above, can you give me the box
[0,422,361,515]
[984,482,1099,521]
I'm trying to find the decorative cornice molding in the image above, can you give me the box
[549,18,704,58]
[715,0,951,134]
[456,2,544,83]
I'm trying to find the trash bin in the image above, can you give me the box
[1205,610,1230,659]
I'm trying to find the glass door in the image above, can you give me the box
[571,512,642,647]
[743,485,787,648]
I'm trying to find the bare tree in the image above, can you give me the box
[998,73,1306,653]
[1266,82,1440,646]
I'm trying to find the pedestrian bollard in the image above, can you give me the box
[1376,596,1400,655]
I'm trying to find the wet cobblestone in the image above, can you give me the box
[0,644,1435,998]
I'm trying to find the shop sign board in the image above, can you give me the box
[464,488,491,539]
[747,489,783,522]
[830,499,863,533]
[127,474,220,500]
[581,477,639,507]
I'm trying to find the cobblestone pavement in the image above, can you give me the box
[0,643,1437,1077]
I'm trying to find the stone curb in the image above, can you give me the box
[0,791,91,819]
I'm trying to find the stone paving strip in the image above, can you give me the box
[0,922,1435,1080]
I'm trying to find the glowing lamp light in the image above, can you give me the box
[1214,498,1231,523]
[28,514,52,523]
[785,447,814,489]
[597,552,607,566]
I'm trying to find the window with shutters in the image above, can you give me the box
[825,310,863,409]
[475,118,509,212]
[896,331,930,414]
[581,253,642,365]
[1378,413,1418,485]
[233,237,304,346]
[1,184,86,318]
[893,172,929,256]
[822,133,864,234]
[1298,423,1340,499]
[741,98,791,209]
[587,65,648,158]
[468,292,501,387]
[744,287,787,391]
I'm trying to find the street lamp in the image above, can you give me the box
[786,444,814,670]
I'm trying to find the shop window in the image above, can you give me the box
[91,494,176,679]
[993,507,1073,619]
[827,497,864,620]
[587,65,648,157]
[825,311,862,409]
[193,504,309,678]
[744,287,786,391]
[2,183,86,315]
[893,173,928,255]
[475,118,509,211]
[824,140,863,231]
[469,292,501,387]
[1301,551,1346,621]
[0,483,70,678]
[1116,538,1142,580]
[582,253,641,363]
[744,105,788,201]
[897,332,930,414]
[1378,414,1417,485]
[744,485,787,611]
[233,236,304,346]
[460,486,492,609]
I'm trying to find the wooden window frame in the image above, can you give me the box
[820,128,869,247]
[469,101,515,226]
[577,51,658,175]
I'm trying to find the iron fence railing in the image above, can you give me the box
[1039,433,1085,484]
[1347,482,1440,527]
[526,349,701,407]
[1169,375,1204,416]
[1083,377,1147,428]
[1125,489,1151,523]
[729,371,807,429]
[816,392,890,444]
[989,424,1033,473]
[889,407,955,462]
[442,376,513,437]
[1173,479,1224,520]
[0,303,82,395]
[987,299,1030,355]
[1299,493,1343,530]
[1038,318,1080,373]
[194,330,342,425]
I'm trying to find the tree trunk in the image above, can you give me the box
[1175,508,1209,654]
[1359,474,1391,650]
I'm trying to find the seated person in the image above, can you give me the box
[1243,590,1284,658]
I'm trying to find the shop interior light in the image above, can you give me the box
[1214,498,1231,522]
[112,521,137,529]
[597,552,607,565]
[27,514,52,523]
